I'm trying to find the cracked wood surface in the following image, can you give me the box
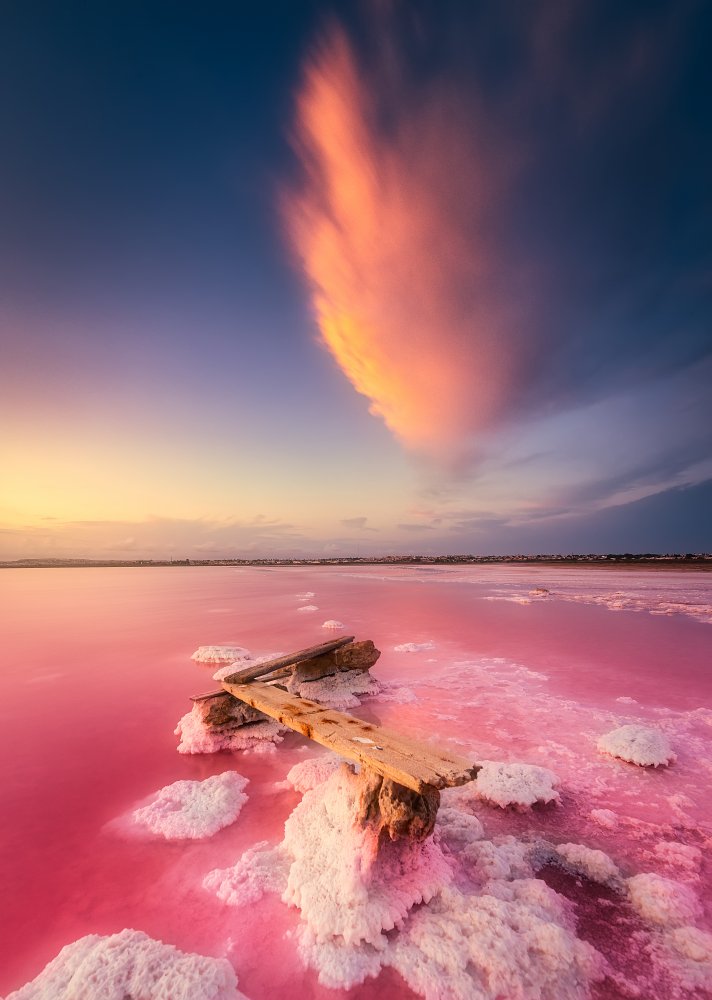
[220,678,479,794]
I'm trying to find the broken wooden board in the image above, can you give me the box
[221,635,355,685]
[220,678,479,794]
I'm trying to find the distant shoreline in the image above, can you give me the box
[2,554,710,570]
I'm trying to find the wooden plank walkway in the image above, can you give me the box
[220,678,479,794]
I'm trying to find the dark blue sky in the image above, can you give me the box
[1,1,711,558]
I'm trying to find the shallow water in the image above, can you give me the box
[1,565,711,998]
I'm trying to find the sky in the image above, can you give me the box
[1,0,710,560]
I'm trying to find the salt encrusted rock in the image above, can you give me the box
[627,873,702,927]
[131,771,249,840]
[282,764,451,947]
[191,645,251,664]
[175,704,285,754]
[6,928,247,1000]
[197,693,264,729]
[475,760,561,810]
[597,725,675,767]
[555,843,622,887]
[354,769,440,843]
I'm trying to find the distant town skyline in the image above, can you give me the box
[2,1,710,561]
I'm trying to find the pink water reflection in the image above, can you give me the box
[1,566,711,998]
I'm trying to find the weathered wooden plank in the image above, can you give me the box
[220,679,479,794]
[221,635,355,685]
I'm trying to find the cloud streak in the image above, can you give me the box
[283,15,531,464]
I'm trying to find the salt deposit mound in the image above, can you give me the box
[393,641,434,653]
[6,928,247,1000]
[297,604,318,613]
[627,874,702,927]
[555,843,621,888]
[192,645,251,664]
[205,764,604,997]
[288,670,381,710]
[475,760,561,809]
[131,771,249,839]
[597,725,675,767]
[286,755,343,793]
[321,619,344,629]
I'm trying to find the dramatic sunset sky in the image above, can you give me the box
[2,1,710,559]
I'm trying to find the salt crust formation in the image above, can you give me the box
[590,808,618,829]
[475,760,561,809]
[288,670,382,710]
[321,619,345,629]
[131,771,249,840]
[297,604,318,612]
[286,754,343,793]
[6,928,247,1000]
[626,874,712,991]
[205,761,605,997]
[192,646,252,664]
[627,873,702,927]
[597,725,675,767]
[554,843,622,888]
[393,641,435,652]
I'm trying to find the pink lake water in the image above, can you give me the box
[1,565,711,999]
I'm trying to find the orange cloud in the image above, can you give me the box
[284,19,529,463]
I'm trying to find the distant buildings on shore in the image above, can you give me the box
[2,553,711,569]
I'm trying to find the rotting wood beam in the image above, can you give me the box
[220,679,479,794]
[221,635,355,685]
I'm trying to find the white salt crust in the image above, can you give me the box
[597,725,675,767]
[555,843,621,887]
[290,671,382,710]
[626,875,712,992]
[475,760,561,809]
[206,765,605,998]
[393,641,435,653]
[286,755,343,793]
[6,928,247,1000]
[191,645,252,664]
[321,620,345,629]
[590,808,618,829]
[131,771,249,840]
[204,841,290,906]
[175,705,285,754]
[627,873,702,927]
[297,605,319,613]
